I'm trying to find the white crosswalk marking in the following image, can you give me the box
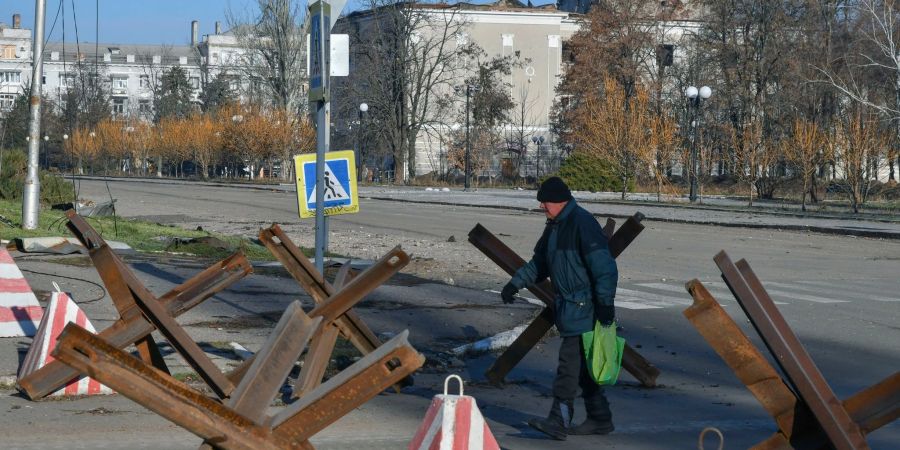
[794,280,900,302]
[616,287,693,306]
[486,278,892,311]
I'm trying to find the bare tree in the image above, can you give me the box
[227,0,308,115]
[818,0,900,179]
[784,119,825,211]
[349,1,472,183]
[505,82,541,179]
[832,110,887,212]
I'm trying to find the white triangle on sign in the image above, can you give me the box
[307,162,350,205]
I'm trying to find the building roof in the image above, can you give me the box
[42,42,201,66]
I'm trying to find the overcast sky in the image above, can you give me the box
[2,1,556,46]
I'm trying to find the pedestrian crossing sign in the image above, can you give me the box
[294,150,359,218]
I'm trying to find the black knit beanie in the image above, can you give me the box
[536,177,572,203]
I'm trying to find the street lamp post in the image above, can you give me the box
[358,102,368,181]
[456,84,480,191]
[532,135,545,181]
[685,85,712,203]
[42,135,49,169]
[62,133,68,173]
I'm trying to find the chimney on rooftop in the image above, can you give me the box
[215,21,221,35]
[191,20,199,46]
[13,14,21,29]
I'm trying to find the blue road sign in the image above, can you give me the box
[294,150,359,218]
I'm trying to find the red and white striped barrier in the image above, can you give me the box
[0,248,42,337]
[18,290,113,396]
[409,375,500,450]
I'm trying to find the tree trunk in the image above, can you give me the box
[748,181,754,207]
[801,178,808,212]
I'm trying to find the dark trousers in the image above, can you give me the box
[553,336,612,421]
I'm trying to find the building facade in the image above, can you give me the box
[337,2,580,179]
[0,15,249,121]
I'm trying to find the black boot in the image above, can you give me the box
[568,417,614,435]
[527,399,573,440]
[569,393,614,435]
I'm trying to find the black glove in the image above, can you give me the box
[597,305,615,326]
[501,282,519,304]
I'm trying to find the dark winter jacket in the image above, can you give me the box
[510,200,618,336]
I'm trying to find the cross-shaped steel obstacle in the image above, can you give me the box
[684,251,899,449]
[468,212,660,387]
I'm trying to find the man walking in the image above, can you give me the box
[501,176,617,440]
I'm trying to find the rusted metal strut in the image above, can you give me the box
[53,320,424,449]
[18,212,253,400]
[226,244,411,398]
[468,212,660,387]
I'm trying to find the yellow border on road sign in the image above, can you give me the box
[294,150,359,219]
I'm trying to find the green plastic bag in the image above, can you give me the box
[581,321,626,385]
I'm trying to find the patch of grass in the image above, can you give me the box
[171,371,200,383]
[0,199,277,261]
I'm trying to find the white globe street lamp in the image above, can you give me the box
[685,85,712,203]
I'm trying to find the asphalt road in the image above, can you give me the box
[4,177,896,449]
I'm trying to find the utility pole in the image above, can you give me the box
[22,0,47,230]
[310,0,331,274]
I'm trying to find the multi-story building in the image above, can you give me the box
[337,1,581,179]
[0,15,246,120]
[0,14,31,113]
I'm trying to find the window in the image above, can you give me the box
[1,45,15,59]
[656,44,674,67]
[59,73,75,88]
[139,100,151,116]
[190,76,200,89]
[1,71,21,83]
[0,94,15,111]
[139,74,150,88]
[112,77,128,90]
[112,98,126,114]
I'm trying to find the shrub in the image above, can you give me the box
[547,153,633,193]
[0,148,75,204]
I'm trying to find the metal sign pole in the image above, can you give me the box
[312,0,331,274]
[22,0,47,230]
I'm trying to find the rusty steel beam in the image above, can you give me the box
[715,251,869,450]
[608,213,645,257]
[485,308,555,385]
[684,279,813,435]
[269,330,425,444]
[87,245,171,372]
[260,225,330,304]
[52,324,295,450]
[65,209,106,249]
[843,371,900,434]
[753,372,900,450]
[332,260,355,290]
[227,302,322,424]
[227,246,409,387]
[292,323,341,399]
[96,245,235,399]
[308,246,409,323]
[18,249,252,400]
[260,225,382,357]
[602,218,616,238]
[468,218,659,387]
